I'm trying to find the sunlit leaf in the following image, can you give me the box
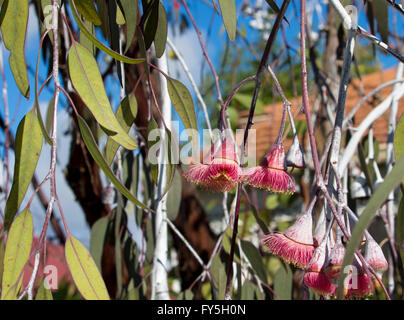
[70,0,144,65]
[154,1,167,58]
[0,0,29,97]
[218,0,236,42]
[4,109,43,229]
[77,114,153,213]
[65,235,110,300]
[394,113,404,160]
[1,208,33,300]
[75,0,101,25]
[166,77,198,132]
[105,94,138,165]
[68,42,137,150]
[35,278,53,300]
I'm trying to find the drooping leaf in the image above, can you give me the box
[95,0,109,39]
[178,289,194,300]
[68,42,137,150]
[80,19,96,56]
[116,4,125,25]
[90,216,109,272]
[166,77,198,132]
[105,94,138,166]
[35,278,53,300]
[218,0,237,42]
[142,0,159,50]
[337,153,404,298]
[147,116,159,184]
[70,0,145,65]
[75,0,102,25]
[77,115,153,213]
[117,0,138,53]
[0,0,30,98]
[241,281,256,300]
[4,109,43,229]
[210,255,227,299]
[273,263,292,300]
[397,196,404,262]
[394,113,404,160]
[372,0,389,43]
[65,235,110,300]
[240,240,267,284]
[166,169,182,221]
[1,208,33,300]
[154,1,167,58]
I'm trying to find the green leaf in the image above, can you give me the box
[154,1,167,58]
[77,114,153,213]
[105,94,138,166]
[1,208,33,300]
[65,235,110,300]
[210,255,227,299]
[240,281,256,300]
[240,240,267,284]
[218,0,237,42]
[116,5,125,25]
[69,0,145,65]
[273,263,292,300]
[80,19,96,56]
[337,153,404,298]
[166,169,182,221]
[394,113,404,160]
[166,78,198,132]
[68,42,137,150]
[372,0,389,43]
[147,116,159,184]
[0,0,30,98]
[90,216,109,272]
[143,0,159,50]
[397,196,404,263]
[35,279,53,300]
[117,0,138,53]
[4,109,43,229]
[75,0,102,25]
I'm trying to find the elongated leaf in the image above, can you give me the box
[397,196,404,262]
[394,113,404,160]
[70,0,144,65]
[77,115,153,213]
[143,0,159,50]
[117,0,138,53]
[75,0,101,25]
[1,208,33,300]
[154,1,167,58]
[4,109,43,229]
[0,0,29,97]
[241,281,256,300]
[65,235,110,300]
[80,19,96,56]
[68,42,137,150]
[273,263,292,300]
[166,169,182,221]
[372,0,389,43]
[240,240,267,284]
[105,95,138,166]
[90,216,109,272]
[166,78,197,132]
[210,255,227,299]
[218,0,236,42]
[35,279,53,300]
[337,153,404,298]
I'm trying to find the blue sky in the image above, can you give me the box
[0,0,402,245]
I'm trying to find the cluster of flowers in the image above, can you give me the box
[183,122,387,299]
[262,210,388,298]
[183,133,304,194]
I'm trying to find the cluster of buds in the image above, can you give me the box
[262,208,389,299]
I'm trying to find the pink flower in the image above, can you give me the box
[242,141,295,193]
[262,211,314,268]
[344,259,373,299]
[364,236,388,273]
[324,240,345,279]
[303,241,336,296]
[183,137,241,192]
